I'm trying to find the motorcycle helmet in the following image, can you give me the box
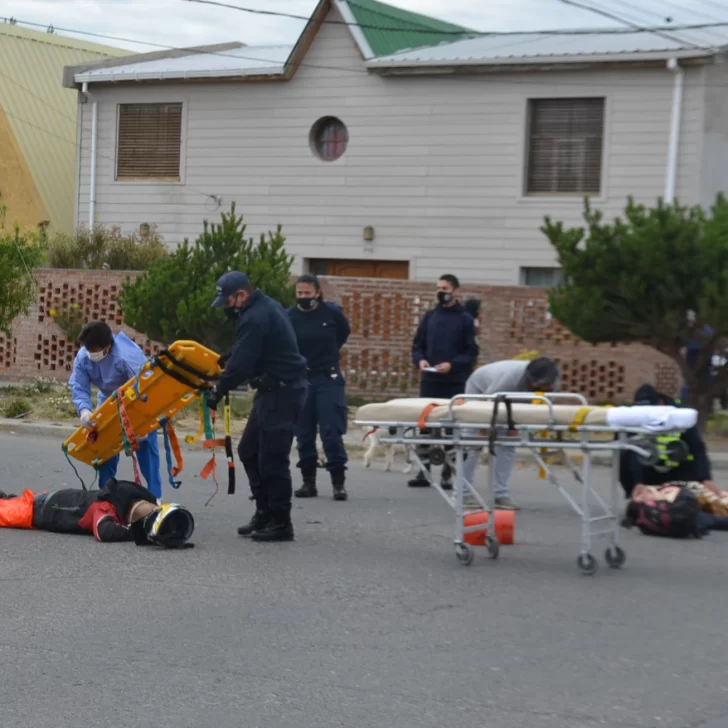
[131,503,195,549]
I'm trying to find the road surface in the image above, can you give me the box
[1,432,727,728]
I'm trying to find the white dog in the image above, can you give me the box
[362,427,413,473]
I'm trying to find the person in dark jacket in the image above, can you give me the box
[619,384,716,498]
[208,271,308,543]
[463,298,482,373]
[0,479,194,547]
[287,274,352,502]
[409,274,478,489]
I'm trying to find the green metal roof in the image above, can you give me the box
[345,0,476,57]
[0,24,130,233]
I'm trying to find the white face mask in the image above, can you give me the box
[88,350,108,363]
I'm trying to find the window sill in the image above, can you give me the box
[516,192,607,205]
[114,177,183,185]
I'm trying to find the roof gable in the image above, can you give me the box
[344,0,475,56]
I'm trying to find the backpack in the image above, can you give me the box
[630,486,702,539]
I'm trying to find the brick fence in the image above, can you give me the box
[0,269,681,402]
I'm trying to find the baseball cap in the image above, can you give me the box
[211,271,250,308]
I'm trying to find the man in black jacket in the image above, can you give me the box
[208,271,308,543]
[0,479,194,547]
[620,384,716,498]
[409,274,478,489]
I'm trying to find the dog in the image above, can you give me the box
[362,427,413,473]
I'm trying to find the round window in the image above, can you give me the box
[310,117,348,161]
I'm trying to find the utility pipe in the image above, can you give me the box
[82,81,98,228]
[665,57,684,204]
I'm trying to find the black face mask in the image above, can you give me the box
[224,307,240,321]
[437,291,453,306]
[297,297,317,311]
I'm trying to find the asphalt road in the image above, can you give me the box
[1,432,727,728]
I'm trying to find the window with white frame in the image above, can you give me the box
[526,97,605,196]
[521,267,565,288]
[116,103,183,181]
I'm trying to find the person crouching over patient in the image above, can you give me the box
[287,274,352,501]
[0,478,194,547]
[460,358,561,511]
[619,384,716,500]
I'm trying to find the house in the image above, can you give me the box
[61,0,728,284]
[0,22,129,233]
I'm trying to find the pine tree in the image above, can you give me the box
[542,194,728,421]
[119,203,295,352]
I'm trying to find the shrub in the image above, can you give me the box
[4,399,32,418]
[46,224,167,271]
[49,302,84,343]
[120,203,295,353]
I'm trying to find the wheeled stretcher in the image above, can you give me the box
[354,392,699,575]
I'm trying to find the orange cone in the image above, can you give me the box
[463,509,514,546]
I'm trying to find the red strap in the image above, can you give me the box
[200,457,216,480]
[417,399,466,429]
[131,452,142,486]
[166,420,184,477]
[202,439,226,449]
[116,387,139,453]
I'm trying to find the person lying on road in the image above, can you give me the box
[0,478,194,548]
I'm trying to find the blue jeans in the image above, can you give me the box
[98,431,162,499]
[295,373,348,474]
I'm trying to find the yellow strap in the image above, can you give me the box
[224,399,232,438]
[184,397,206,445]
[569,407,592,431]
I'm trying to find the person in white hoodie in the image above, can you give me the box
[460,358,560,510]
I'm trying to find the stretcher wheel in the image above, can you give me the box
[429,447,446,466]
[577,553,598,575]
[604,545,626,569]
[463,510,514,546]
[455,544,475,566]
[486,535,500,560]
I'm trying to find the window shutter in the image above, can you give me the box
[117,103,183,180]
[527,98,604,195]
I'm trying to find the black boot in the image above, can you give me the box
[331,468,347,502]
[408,469,431,488]
[251,511,294,542]
[441,462,453,491]
[237,508,272,537]
[295,466,318,498]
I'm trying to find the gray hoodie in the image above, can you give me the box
[464,360,532,396]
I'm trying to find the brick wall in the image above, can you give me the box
[0,269,681,402]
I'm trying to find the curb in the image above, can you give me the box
[3,418,728,470]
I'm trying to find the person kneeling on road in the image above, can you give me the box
[460,357,560,511]
[208,271,308,543]
[0,478,194,547]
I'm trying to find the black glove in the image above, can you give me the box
[218,353,231,369]
[206,387,223,411]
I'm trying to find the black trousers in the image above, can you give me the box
[238,383,308,515]
[416,378,466,479]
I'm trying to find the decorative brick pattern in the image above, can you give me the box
[0,269,682,402]
[0,335,17,369]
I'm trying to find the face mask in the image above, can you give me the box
[224,307,240,321]
[88,349,107,363]
[437,291,453,306]
[297,297,317,311]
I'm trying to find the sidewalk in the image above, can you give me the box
[4,416,728,471]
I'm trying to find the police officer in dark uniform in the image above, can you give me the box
[287,274,351,501]
[208,271,308,543]
[619,384,715,498]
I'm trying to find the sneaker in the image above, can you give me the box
[441,479,453,492]
[494,497,520,511]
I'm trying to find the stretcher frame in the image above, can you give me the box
[354,391,679,575]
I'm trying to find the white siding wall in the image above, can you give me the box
[699,61,728,210]
[75,6,704,284]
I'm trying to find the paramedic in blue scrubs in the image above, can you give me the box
[69,321,163,498]
[288,275,351,501]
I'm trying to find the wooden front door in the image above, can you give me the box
[309,259,409,279]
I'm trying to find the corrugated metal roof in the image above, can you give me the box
[367,31,722,67]
[0,23,130,233]
[75,45,292,82]
[345,0,475,57]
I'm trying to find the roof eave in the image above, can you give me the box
[63,41,246,88]
[74,68,286,84]
[367,47,720,73]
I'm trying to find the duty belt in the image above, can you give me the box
[249,374,287,392]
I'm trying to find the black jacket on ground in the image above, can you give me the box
[31,479,157,539]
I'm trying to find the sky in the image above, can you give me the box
[2,0,728,53]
